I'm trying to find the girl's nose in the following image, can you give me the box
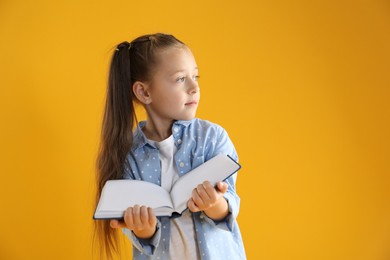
[188,79,199,94]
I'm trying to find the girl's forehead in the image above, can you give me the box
[155,46,197,73]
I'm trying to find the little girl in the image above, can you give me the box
[95,33,246,260]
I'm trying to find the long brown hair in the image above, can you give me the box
[94,33,185,259]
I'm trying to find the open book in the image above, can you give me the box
[93,154,241,219]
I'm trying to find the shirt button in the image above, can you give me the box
[177,139,182,144]
[179,162,185,168]
[173,127,179,133]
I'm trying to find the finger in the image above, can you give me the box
[147,207,157,227]
[124,207,134,228]
[192,188,205,208]
[217,182,228,194]
[132,205,142,228]
[187,198,201,212]
[196,183,211,201]
[140,206,149,226]
[202,181,218,201]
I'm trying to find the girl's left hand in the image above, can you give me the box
[187,181,228,213]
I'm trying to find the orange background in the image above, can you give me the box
[0,0,389,259]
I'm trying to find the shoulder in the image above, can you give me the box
[184,118,232,149]
[188,118,237,161]
[186,118,226,134]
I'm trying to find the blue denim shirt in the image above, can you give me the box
[122,118,246,260]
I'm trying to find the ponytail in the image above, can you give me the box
[94,41,136,259]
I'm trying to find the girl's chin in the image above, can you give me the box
[176,114,197,121]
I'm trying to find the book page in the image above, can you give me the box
[97,180,174,212]
[170,154,240,213]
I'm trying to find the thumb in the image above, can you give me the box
[110,219,119,228]
[110,219,125,229]
[217,181,228,194]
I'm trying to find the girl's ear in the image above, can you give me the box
[132,81,152,104]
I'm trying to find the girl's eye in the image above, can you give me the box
[176,75,200,83]
[176,77,185,83]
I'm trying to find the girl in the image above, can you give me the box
[95,33,246,260]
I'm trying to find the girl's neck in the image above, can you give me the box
[143,117,174,142]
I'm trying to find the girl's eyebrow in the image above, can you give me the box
[170,67,198,75]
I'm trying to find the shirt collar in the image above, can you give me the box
[131,118,195,152]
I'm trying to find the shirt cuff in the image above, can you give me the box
[201,194,237,232]
[122,220,161,256]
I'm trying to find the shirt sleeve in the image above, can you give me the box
[203,125,241,231]
[121,154,162,255]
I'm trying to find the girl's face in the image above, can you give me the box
[146,46,200,123]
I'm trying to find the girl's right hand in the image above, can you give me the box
[110,205,157,239]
